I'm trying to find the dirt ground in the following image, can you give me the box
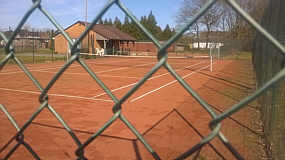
[0,57,262,160]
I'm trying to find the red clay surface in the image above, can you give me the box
[0,57,259,159]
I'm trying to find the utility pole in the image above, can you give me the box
[85,0,88,26]
[85,0,89,54]
[51,30,54,62]
[32,29,35,64]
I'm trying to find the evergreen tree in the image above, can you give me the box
[147,11,160,35]
[139,16,148,40]
[124,15,130,26]
[114,17,122,30]
[103,18,109,25]
[98,18,103,24]
[144,11,162,40]
[115,12,172,41]
[160,24,174,40]
[147,11,157,28]
[140,16,147,26]
[128,20,141,40]
[108,18,113,25]
[122,15,131,34]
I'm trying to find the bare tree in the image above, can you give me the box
[176,0,223,48]
[221,0,269,50]
[176,5,201,48]
[221,0,269,36]
[176,0,269,50]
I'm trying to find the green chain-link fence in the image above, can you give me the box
[253,0,285,159]
[0,0,285,159]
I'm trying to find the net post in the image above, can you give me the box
[218,46,220,60]
[67,42,70,62]
[210,55,213,72]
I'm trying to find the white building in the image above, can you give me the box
[192,42,223,49]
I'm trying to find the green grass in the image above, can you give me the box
[222,51,252,60]
[79,54,97,59]
[235,51,252,60]
[187,48,211,55]
[0,54,66,64]
[0,47,67,64]
[0,48,4,55]
[15,56,66,64]
[16,48,53,54]
[0,48,53,54]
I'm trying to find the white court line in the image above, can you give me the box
[86,59,130,65]
[2,59,126,73]
[99,75,140,79]
[0,59,136,75]
[130,63,214,102]
[1,64,64,73]
[95,67,129,74]
[0,64,81,75]
[34,61,155,76]
[135,62,157,67]
[102,54,207,59]
[0,87,113,103]
[84,59,154,66]
[0,66,64,75]
[36,70,140,79]
[93,62,155,74]
[92,61,205,98]
[0,60,155,76]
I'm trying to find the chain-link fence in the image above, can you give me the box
[253,0,285,159]
[0,0,285,159]
[0,32,65,64]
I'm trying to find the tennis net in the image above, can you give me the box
[79,53,215,72]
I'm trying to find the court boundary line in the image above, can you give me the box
[0,87,112,103]
[1,59,130,73]
[35,70,141,79]
[0,61,209,104]
[130,63,214,102]
[0,61,156,76]
[34,61,155,76]
[0,64,81,75]
[92,62,156,74]
[103,54,211,59]
[92,61,206,98]
[1,64,66,73]
[0,59,144,74]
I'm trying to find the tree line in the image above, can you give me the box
[98,11,176,41]
[176,0,269,50]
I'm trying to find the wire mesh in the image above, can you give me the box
[0,0,285,159]
[252,0,285,159]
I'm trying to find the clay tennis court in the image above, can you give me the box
[0,56,258,159]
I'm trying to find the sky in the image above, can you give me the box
[0,0,182,31]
